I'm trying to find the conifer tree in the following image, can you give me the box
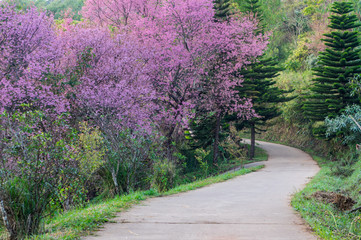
[213,0,232,20]
[235,0,292,159]
[303,1,361,137]
[190,0,233,164]
[237,0,265,31]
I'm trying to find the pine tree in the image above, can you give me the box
[234,0,292,159]
[237,0,265,31]
[303,1,361,137]
[213,0,232,21]
[189,0,233,165]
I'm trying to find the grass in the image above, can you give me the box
[291,154,361,240]
[21,165,264,240]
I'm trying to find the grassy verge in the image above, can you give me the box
[291,154,361,240]
[22,165,264,240]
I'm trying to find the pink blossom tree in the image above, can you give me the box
[58,26,156,131]
[0,5,68,114]
[82,0,268,160]
[57,25,160,193]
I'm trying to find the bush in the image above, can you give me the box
[325,105,361,145]
[151,159,176,193]
[194,148,210,178]
[330,149,359,178]
[0,107,79,239]
[99,129,155,196]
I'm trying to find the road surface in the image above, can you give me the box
[84,141,320,240]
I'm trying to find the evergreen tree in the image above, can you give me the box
[234,0,292,159]
[213,0,232,21]
[190,0,233,165]
[236,0,265,31]
[303,1,361,137]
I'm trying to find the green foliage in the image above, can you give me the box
[236,57,291,129]
[303,1,361,138]
[302,0,331,18]
[236,0,265,32]
[330,148,359,177]
[325,105,361,145]
[0,107,79,239]
[194,148,210,178]
[52,122,106,211]
[189,113,228,150]
[76,122,105,177]
[213,0,232,21]
[220,125,248,165]
[100,129,154,196]
[151,159,176,193]
[8,0,84,20]
[285,34,314,71]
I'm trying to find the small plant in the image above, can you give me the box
[330,150,358,177]
[221,125,247,166]
[151,159,176,193]
[194,148,210,178]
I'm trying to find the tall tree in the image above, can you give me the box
[235,0,292,159]
[83,0,268,160]
[190,0,234,164]
[303,1,361,137]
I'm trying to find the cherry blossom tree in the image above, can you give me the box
[82,0,268,160]
[58,25,156,130]
[0,5,68,114]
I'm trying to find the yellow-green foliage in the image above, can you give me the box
[76,122,105,178]
[151,159,176,193]
[221,125,247,165]
[194,148,210,177]
[303,0,330,18]
[285,35,312,71]
[274,70,312,121]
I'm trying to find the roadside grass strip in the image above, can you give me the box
[292,156,361,240]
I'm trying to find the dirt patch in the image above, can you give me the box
[311,191,356,211]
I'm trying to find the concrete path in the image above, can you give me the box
[84,141,320,240]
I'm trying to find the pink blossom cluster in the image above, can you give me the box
[0,0,268,135]
[0,6,67,114]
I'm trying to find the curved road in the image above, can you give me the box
[85,141,320,240]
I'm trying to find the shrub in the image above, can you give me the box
[330,148,359,178]
[194,148,210,178]
[0,107,79,239]
[325,105,361,145]
[151,159,176,193]
[99,129,155,196]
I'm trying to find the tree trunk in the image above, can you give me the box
[111,169,120,195]
[250,123,256,160]
[213,112,222,165]
[0,199,16,240]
